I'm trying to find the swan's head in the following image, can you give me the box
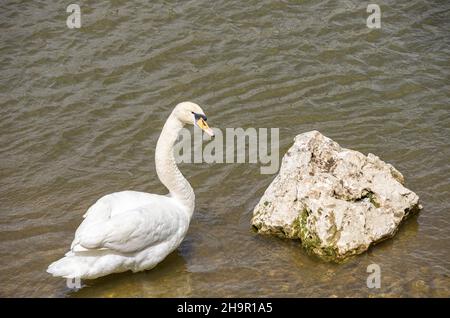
[173,101,214,137]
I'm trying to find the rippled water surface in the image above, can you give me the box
[1,0,449,297]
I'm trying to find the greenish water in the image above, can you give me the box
[0,0,449,297]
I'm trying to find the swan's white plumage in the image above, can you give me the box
[47,102,212,279]
[71,191,187,254]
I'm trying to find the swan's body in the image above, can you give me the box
[47,102,214,279]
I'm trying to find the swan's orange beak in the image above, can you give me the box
[196,117,215,137]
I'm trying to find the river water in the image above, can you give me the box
[0,0,449,297]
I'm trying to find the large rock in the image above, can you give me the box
[252,131,422,262]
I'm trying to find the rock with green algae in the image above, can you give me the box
[252,131,422,263]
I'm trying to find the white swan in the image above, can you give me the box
[47,102,214,279]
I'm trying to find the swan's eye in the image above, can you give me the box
[192,112,207,122]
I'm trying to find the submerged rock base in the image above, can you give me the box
[252,131,422,262]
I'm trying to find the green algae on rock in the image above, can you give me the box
[252,131,422,263]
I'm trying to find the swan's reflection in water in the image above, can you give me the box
[70,251,192,297]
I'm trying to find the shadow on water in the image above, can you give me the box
[367,212,420,254]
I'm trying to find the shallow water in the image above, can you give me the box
[0,0,449,297]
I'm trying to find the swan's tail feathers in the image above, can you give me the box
[47,253,128,280]
[47,255,98,280]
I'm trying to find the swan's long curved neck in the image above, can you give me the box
[155,114,195,215]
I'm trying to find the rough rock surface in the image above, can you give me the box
[252,131,422,262]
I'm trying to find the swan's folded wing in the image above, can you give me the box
[72,203,183,254]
